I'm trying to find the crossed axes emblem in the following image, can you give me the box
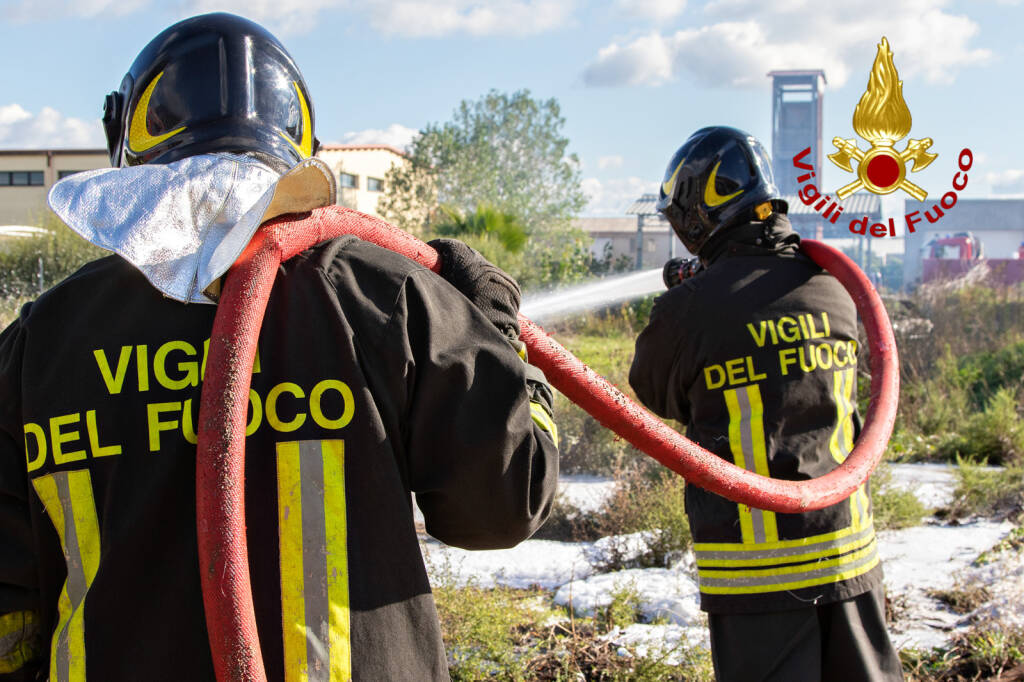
[828,137,936,201]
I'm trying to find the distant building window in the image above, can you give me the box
[58,170,85,179]
[0,171,44,187]
[339,172,358,189]
[367,177,384,192]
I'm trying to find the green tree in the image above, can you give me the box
[431,203,530,282]
[380,89,586,236]
[434,203,529,254]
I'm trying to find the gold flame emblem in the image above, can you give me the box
[828,37,936,200]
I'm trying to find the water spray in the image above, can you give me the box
[196,205,898,681]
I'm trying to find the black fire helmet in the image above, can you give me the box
[103,12,319,169]
[656,126,784,256]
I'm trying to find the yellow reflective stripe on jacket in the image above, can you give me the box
[277,439,352,682]
[829,368,856,464]
[530,402,558,447]
[850,483,871,532]
[0,610,41,674]
[32,470,101,682]
[697,537,880,594]
[695,523,876,568]
[827,368,871,528]
[724,385,778,544]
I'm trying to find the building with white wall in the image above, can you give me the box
[0,149,109,226]
[0,143,410,227]
[315,144,408,217]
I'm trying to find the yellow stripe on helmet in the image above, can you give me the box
[279,81,313,160]
[128,71,187,153]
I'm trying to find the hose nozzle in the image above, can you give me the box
[663,257,702,289]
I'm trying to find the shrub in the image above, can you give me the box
[427,549,715,681]
[597,580,644,630]
[0,214,107,298]
[0,294,32,329]
[887,285,1024,464]
[545,298,663,476]
[0,214,107,327]
[901,625,1024,681]
[899,347,972,440]
[588,466,692,572]
[948,388,1024,466]
[871,462,930,530]
[945,456,1024,521]
[957,340,1024,411]
[527,620,715,681]
[531,493,602,542]
[550,307,652,475]
[428,552,556,680]
[927,583,992,615]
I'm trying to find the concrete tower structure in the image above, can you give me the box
[768,70,826,196]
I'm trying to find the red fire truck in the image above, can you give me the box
[921,232,1024,286]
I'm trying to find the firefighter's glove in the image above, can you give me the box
[428,238,522,343]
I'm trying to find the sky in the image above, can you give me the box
[1,0,1022,216]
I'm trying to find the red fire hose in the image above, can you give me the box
[196,205,898,681]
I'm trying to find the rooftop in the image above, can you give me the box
[904,197,1024,235]
[0,148,107,156]
[318,143,408,158]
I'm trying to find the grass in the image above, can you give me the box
[871,462,932,530]
[901,626,1024,681]
[548,301,655,475]
[586,466,692,572]
[976,526,1024,564]
[428,550,715,681]
[927,583,992,615]
[888,286,1024,466]
[0,213,108,327]
[943,457,1024,522]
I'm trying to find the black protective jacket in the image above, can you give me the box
[630,215,881,614]
[0,236,558,680]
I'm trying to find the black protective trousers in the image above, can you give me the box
[707,585,904,682]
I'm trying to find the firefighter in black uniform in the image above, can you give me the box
[0,13,558,681]
[629,127,902,681]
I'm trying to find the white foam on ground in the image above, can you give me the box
[420,463,1020,656]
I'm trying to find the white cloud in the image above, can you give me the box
[583,0,991,89]
[3,0,147,21]
[0,104,105,149]
[986,169,1024,194]
[615,0,686,21]
[10,0,575,37]
[597,155,624,170]
[181,0,574,36]
[181,0,343,35]
[332,123,419,150]
[584,32,675,86]
[582,176,657,216]
[368,0,575,37]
